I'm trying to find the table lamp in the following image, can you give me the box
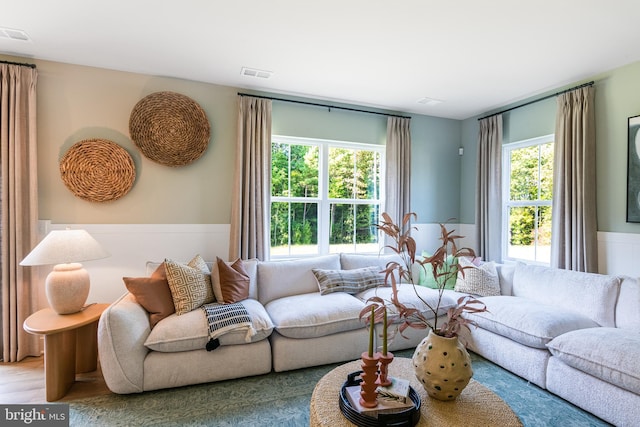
[20,229,110,314]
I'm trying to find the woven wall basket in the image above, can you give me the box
[129,91,210,167]
[60,139,136,203]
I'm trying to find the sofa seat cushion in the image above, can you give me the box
[356,284,457,320]
[265,292,364,339]
[465,296,599,349]
[547,328,640,395]
[144,299,273,352]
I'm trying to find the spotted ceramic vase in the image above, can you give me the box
[412,330,473,400]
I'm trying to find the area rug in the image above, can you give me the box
[68,350,611,426]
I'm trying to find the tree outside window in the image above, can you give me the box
[503,135,554,264]
[271,136,383,257]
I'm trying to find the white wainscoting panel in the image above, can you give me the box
[36,222,230,306]
[597,231,640,278]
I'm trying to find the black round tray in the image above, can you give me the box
[339,371,421,427]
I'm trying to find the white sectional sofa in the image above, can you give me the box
[458,263,640,427]
[98,253,446,393]
[98,254,639,426]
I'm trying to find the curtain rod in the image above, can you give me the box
[0,59,36,69]
[478,81,594,121]
[237,92,410,119]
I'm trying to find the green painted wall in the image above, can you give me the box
[256,91,464,223]
[460,60,640,234]
[459,118,479,224]
[592,61,640,232]
[409,114,462,223]
[460,96,556,224]
[271,98,388,145]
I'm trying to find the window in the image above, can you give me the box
[270,135,384,257]
[502,134,554,264]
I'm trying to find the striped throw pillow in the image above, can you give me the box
[313,267,385,295]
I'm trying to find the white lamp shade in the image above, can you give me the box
[20,229,109,266]
[21,229,109,314]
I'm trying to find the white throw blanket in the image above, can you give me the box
[200,302,255,351]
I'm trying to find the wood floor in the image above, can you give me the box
[0,355,111,404]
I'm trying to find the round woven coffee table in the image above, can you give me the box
[310,357,522,427]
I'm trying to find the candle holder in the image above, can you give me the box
[376,351,394,387]
[359,352,380,408]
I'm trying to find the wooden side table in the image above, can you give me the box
[23,303,108,401]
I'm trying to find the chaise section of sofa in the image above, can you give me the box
[461,263,620,387]
[544,276,640,427]
[458,262,640,426]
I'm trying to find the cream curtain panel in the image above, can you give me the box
[551,86,597,272]
[0,63,39,362]
[385,117,411,228]
[229,96,272,261]
[475,114,503,262]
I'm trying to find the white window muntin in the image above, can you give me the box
[271,135,384,257]
[501,133,554,264]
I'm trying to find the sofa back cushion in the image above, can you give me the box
[615,276,640,329]
[512,264,621,327]
[257,254,340,305]
[495,263,517,296]
[341,253,407,284]
[340,253,402,270]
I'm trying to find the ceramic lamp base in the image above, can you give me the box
[45,263,90,314]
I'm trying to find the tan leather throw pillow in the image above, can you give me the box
[217,257,250,304]
[123,263,175,328]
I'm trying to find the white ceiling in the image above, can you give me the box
[3,1,640,120]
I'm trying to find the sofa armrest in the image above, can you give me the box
[98,293,150,393]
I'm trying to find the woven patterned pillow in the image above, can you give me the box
[454,257,500,296]
[165,255,214,315]
[313,266,385,295]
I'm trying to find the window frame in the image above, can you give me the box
[270,135,385,259]
[501,133,554,265]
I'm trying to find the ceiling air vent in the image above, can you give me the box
[241,67,273,79]
[416,97,443,107]
[0,27,31,41]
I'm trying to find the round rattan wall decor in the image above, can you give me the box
[129,91,210,167]
[59,139,136,203]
